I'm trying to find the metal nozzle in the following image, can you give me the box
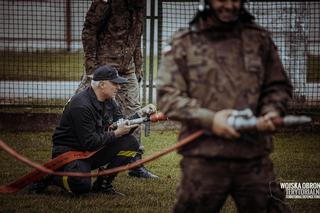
[283,116,312,126]
[230,108,253,118]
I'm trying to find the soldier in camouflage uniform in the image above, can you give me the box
[79,0,158,179]
[157,0,292,212]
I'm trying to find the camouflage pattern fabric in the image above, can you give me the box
[157,8,292,213]
[81,0,144,80]
[115,71,142,147]
[77,0,145,146]
[74,73,92,94]
[157,17,292,159]
[173,157,291,213]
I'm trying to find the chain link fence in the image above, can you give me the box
[158,0,320,115]
[0,0,88,107]
[0,0,319,115]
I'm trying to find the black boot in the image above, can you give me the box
[128,153,159,179]
[29,175,53,194]
[92,175,125,196]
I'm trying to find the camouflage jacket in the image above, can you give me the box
[82,0,145,80]
[157,17,292,159]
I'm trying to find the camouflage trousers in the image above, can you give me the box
[75,71,142,149]
[173,156,291,213]
[115,72,142,148]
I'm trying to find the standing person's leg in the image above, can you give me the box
[115,71,158,179]
[231,157,292,213]
[173,157,231,213]
[115,71,141,140]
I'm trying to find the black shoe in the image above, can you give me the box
[29,175,53,194]
[92,184,125,196]
[92,177,125,196]
[128,166,159,179]
[101,186,125,196]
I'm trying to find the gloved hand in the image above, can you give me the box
[212,109,240,139]
[114,119,138,138]
[137,104,157,117]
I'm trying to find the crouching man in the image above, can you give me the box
[30,65,155,195]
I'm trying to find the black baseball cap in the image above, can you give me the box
[93,65,128,84]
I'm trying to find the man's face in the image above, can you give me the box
[209,0,241,23]
[100,80,120,99]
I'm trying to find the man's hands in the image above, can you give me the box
[113,119,138,138]
[212,109,240,139]
[212,109,280,139]
[137,104,157,117]
[256,111,279,132]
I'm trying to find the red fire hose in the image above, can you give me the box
[0,112,311,193]
[0,130,204,193]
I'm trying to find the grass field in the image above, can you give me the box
[307,55,320,83]
[2,51,318,83]
[0,51,158,81]
[0,130,320,213]
[0,51,84,81]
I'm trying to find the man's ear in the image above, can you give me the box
[101,81,106,87]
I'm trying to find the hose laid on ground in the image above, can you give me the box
[0,110,312,193]
[0,130,204,193]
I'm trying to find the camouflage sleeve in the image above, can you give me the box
[157,36,215,131]
[133,39,143,82]
[258,36,293,116]
[82,0,110,75]
[133,7,144,82]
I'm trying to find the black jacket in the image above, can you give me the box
[52,87,123,156]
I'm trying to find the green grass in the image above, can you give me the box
[307,55,320,83]
[0,51,84,81]
[143,56,158,81]
[0,131,320,212]
[0,51,158,82]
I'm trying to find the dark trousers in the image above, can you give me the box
[52,135,139,194]
[173,156,291,213]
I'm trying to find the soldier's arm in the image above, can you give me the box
[157,37,215,131]
[133,39,143,82]
[133,7,144,82]
[258,36,293,116]
[82,0,110,75]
